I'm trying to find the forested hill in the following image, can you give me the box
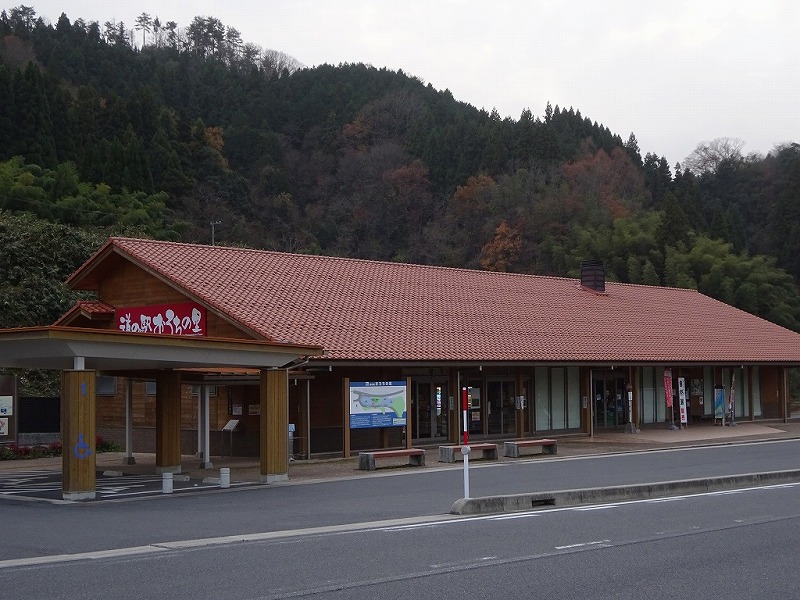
[2,5,800,336]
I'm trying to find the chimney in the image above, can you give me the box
[580,259,605,293]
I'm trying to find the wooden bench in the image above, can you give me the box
[504,438,557,458]
[438,442,499,463]
[358,448,426,471]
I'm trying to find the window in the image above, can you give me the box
[96,376,117,396]
[145,381,156,396]
[191,385,218,397]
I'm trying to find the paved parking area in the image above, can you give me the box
[2,421,800,502]
[0,469,259,502]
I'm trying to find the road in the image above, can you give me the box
[2,439,800,599]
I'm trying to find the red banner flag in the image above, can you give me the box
[664,369,673,408]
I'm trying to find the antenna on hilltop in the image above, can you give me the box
[210,221,222,246]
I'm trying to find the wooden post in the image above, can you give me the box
[155,370,182,474]
[405,376,413,449]
[782,366,789,423]
[61,370,96,500]
[300,379,310,458]
[583,367,592,435]
[515,368,525,438]
[632,367,640,428]
[260,369,289,482]
[449,369,459,444]
[124,377,135,465]
[342,377,351,458]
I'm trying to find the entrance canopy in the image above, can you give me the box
[0,326,324,500]
[0,326,323,371]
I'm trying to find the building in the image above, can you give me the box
[49,237,800,463]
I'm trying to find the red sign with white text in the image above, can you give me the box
[663,369,673,408]
[117,302,206,336]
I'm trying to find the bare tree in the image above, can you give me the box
[683,137,745,174]
[262,48,303,76]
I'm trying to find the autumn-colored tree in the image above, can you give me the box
[445,173,497,267]
[480,220,522,272]
[451,173,495,221]
[561,142,648,223]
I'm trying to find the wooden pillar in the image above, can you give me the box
[300,379,310,458]
[199,384,213,469]
[342,377,351,458]
[405,376,413,449]
[123,378,135,465]
[448,369,459,443]
[583,367,592,435]
[782,366,789,423]
[260,369,289,482]
[155,370,182,474]
[515,368,525,438]
[631,367,641,429]
[61,369,96,500]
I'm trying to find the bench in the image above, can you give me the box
[358,448,426,471]
[504,438,557,458]
[438,442,499,463]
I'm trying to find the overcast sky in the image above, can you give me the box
[25,1,799,166]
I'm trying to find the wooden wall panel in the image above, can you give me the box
[100,264,187,306]
[760,366,783,419]
[96,261,252,339]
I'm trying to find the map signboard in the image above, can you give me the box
[349,381,407,429]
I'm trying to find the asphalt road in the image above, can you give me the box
[3,478,799,599]
[2,439,800,599]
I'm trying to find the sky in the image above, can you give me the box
[23,1,800,166]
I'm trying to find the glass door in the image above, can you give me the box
[414,380,448,439]
[592,371,627,428]
[487,380,516,435]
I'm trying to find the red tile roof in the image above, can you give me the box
[66,237,800,364]
[54,300,115,325]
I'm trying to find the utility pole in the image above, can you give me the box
[210,221,221,246]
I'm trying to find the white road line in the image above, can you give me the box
[555,540,610,550]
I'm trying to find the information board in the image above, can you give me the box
[349,381,407,429]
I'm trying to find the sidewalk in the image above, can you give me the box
[3,421,799,484]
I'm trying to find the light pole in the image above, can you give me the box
[210,221,221,246]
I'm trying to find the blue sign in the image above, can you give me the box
[73,433,93,459]
[714,386,724,419]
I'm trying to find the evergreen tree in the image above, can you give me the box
[13,62,56,166]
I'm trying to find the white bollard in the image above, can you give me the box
[162,472,173,494]
[461,445,471,499]
[220,467,231,488]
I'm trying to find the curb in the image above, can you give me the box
[450,469,800,515]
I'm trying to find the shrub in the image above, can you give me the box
[0,437,120,460]
[95,436,122,453]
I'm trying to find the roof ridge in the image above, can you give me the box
[111,237,588,284]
